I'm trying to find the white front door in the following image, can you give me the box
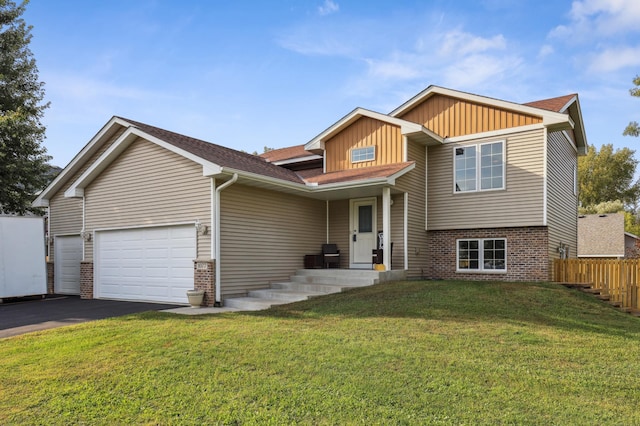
[350,198,377,268]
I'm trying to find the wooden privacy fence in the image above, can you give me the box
[554,258,640,310]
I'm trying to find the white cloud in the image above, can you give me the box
[364,56,421,80]
[551,0,640,40]
[438,31,506,57]
[48,73,174,102]
[318,0,339,16]
[441,54,523,90]
[587,45,640,73]
[538,44,554,58]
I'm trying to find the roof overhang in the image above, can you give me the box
[390,85,574,133]
[558,95,588,155]
[272,154,323,166]
[32,116,131,207]
[213,162,415,201]
[304,107,443,152]
[64,126,223,198]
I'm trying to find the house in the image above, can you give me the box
[578,213,640,258]
[33,85,587,306]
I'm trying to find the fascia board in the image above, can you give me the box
[305,163,415,191]
[137,131,222,176]
[272,155,323,166]
[32,116,131,206]
[304,108,424,151]
[64,127,223,198]
[64,128,140,198]
[219,163,415,194]
[217,167,309,192]
[390,86,571,129]
[558,95,578,114]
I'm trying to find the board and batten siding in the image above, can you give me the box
[220,184,326,298]
[49,125,128,262]
[84,137,211,261]
[395,142,429,278]
[398,94,542,138]
[427,128,546,230]
[546,131,578,265]
[325,116,403,172]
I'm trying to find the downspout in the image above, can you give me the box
[214,173,238,306]
[82,196,86,260]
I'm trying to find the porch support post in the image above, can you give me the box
[382,186,391,269]
[404,192,408,270]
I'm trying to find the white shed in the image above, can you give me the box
[0,216,47,299]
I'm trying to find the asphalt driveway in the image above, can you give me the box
[0,295,180,339]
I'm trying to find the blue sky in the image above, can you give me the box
[22,0,640,167]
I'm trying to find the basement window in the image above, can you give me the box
[457,238,506,272]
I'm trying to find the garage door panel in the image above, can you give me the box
[95,225,196,304]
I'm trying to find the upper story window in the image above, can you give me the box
[351,146,375,163]
[454,141,504,193]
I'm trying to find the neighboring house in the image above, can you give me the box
[578,214,640,258]
[33,85,587,306]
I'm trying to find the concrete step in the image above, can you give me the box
[290,274,376,286]
[223,297,282,311]
[248,288,323,302]
[272,281,349,294]
[295,268,382,279]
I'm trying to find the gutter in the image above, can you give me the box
[214,173,238,306]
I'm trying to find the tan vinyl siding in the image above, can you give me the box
[427,128,545,230]
[547,131,578,266]
[328,199,350,268]
[395,142,429,278]
[48,125,127,261]
[399,94,542,138]
[325,116,403,172]
[220,184,326,298]
[84,137,211,261]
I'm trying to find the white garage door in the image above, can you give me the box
[95,225,196,304]
[54,235,82,295]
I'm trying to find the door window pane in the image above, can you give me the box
[358,205,373,233]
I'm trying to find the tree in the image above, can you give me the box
[578,144,640,208]
[624,75,640,137]
[0,0,50,215]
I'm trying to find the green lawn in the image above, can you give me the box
[2,280,640,425]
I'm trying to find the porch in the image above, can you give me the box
[223,268,407,311]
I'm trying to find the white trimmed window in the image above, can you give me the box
[351,146,375,163]
[454,141,504,192]
[457,238,506,272]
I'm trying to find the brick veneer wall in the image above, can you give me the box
[80,261,94,299]
[427,226,549,282]
[194,259,216,307]
[46,262,54,294]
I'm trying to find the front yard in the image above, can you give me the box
[2,280,640,424]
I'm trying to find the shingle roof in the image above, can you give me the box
[119,117,305,184]
[578,214,626,257]
[523,94,576,112]
[303,162,414,185]
[260,145,317,163]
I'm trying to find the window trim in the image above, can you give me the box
[456,238,507,273]
[351,146,376,163]
[453,140,505,193]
